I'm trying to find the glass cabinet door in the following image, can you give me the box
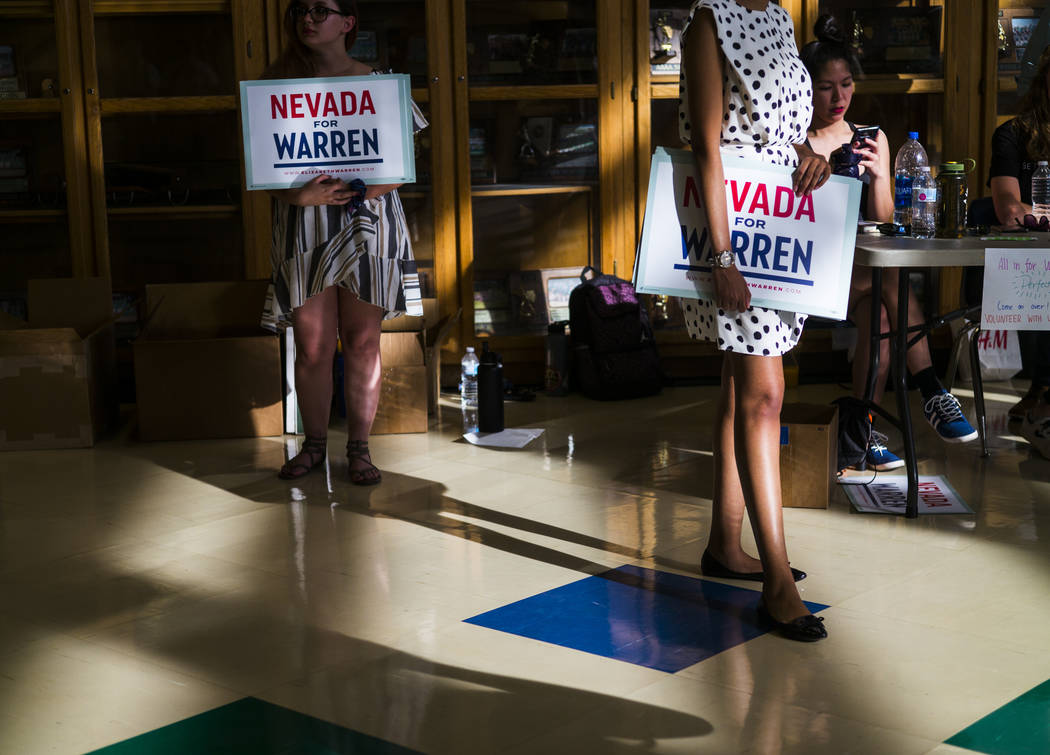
[356,0,437,305]
[84,3,244,293]
[805,1,946,165]
[0,0,90,313]
[456,0,605,346]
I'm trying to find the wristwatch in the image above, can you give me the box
[715,249,735,269]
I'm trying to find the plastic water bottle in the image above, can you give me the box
[893,131,929,229]
[460,346,479,409]
[1032,161,1050,220]
[910,167,936,239]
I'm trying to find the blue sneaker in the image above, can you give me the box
[923,391,978,443]
[867,430,905,471]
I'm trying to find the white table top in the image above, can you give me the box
[853,232,1050,268]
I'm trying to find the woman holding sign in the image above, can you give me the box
[260,0,428,485]
[679,0,829,641]
[802,15,978,472]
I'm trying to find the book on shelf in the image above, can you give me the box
[0,177,29,193]
[0,45,16,79]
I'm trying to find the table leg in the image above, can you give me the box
[864,268,882,403]
[896,267,919,519]
[969,326,990,458]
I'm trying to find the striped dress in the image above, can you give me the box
[261,92,428,331]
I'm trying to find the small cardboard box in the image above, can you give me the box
[779,403,839,509]
[134,281,282,441]
[371,330,428,434]
[0,278,118,450]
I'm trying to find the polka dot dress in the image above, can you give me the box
[677,0,813,356]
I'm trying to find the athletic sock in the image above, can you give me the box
[912,366,944,402]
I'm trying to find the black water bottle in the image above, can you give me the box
[477,342,504,433]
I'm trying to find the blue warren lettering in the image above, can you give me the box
[274,128,379,160]
[731,231,812,275]
[681,225,712,261]
[679,227,813,276]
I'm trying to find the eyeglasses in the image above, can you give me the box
[288,4,348,22]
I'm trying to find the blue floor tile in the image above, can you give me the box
[465,565,830,673]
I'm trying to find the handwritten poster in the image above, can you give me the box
[633,147,861,320]
[981,248,1050,330]
[239,74,415,189]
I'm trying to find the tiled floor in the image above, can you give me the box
[1,380,1048,754]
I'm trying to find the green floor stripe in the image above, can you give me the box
[84,697,421,755]
[945,678,1050,755]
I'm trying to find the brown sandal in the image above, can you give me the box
[278,436,327,479]
[347,439,382,486]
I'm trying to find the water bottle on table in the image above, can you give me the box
[910,166,936,239]
[1032,160,1050,221]
[893,131,929,230]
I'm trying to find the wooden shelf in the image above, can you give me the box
[468,85,599,101]
[471,184,595,197]
[0,1,52,18]
[0,208,66,223]
[93,0,229,15]
[651,74,945,100]
[100,96,236,114]
[107,204,239,219]
[0,99,62,115]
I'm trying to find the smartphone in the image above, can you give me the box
[877,222,908,236]
[851,125,880,150]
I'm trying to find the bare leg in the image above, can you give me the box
[729,352,809,622]
[877,267,935,376]
[282,288,339,476]
[337,287,384,481]
[706,355,762,573]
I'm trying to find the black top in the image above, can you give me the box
[988,118,1039,205]
[805,121,871,219]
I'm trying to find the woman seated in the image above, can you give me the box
[988,44,1050,460]
[800,15,978,472]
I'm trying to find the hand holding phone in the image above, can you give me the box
[851,125,880,150]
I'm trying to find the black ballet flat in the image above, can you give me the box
[756,602,827,642]
[701,549,806,582]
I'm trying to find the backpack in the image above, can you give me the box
[568,266,664,400]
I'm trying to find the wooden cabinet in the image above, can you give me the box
[3,0,1006,372]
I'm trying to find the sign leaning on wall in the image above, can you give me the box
[634,147,861,320]
[239,73,416,190]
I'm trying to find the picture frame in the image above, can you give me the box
[540,266,583,323]
[849,7,943,75]
[507,269,548,333]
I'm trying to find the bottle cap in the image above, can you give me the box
[466,346,475,353]
[1040,161,1049,166]
[908,131,919,140]
[940,162,965,172]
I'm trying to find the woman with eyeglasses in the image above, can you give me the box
[261,0,429,484]
[988,46,1050,459]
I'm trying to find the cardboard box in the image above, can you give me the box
[134,281,282,441]
[779,403,839,509]
[0,278,118,450]
[370,330,428,434]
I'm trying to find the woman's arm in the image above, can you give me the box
[682,9,750,312]
[791,142,831,196]
[855,130,893,222]
[990,176,1028,226]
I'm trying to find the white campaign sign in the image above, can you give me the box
[633,147,861,320]
[843,475,972,515]
[239,74,416,189]
[981,248,1050,330]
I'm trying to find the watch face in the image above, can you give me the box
[716,250,734,268]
